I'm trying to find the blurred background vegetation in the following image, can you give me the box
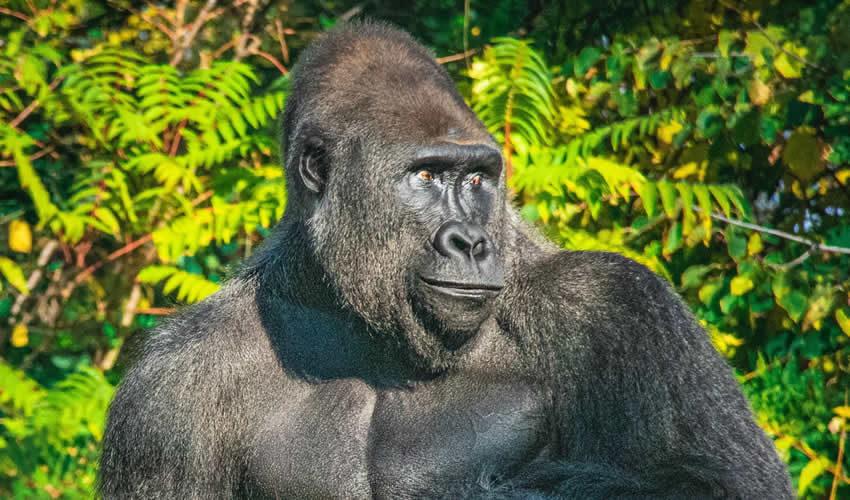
[0,0,848,498]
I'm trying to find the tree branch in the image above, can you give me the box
[0,7,30,22]
[721,2,825,72]
[692,206,850,255]
[170,0,219,66]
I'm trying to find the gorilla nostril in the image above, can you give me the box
[450,234,472,253]
[471,240,486,258]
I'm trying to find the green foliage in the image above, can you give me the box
[0,361,112,499]
[1,1,849,498]
[465,3,850,496]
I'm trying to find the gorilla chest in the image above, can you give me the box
[248,377,546,499]
[368,378,546,498]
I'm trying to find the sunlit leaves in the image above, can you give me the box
[10,324,28,348]
[137,265,219,304]
[8,220,31,254]
[836,308,850,337]
[798,458,825,496]
[0,258,28,295]
[469,38,556,152]
[730,276,755,296]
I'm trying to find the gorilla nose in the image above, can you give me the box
[433,220,491,262]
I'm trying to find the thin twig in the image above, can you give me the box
[772,248,813,269]
[830,390,848,500]
[275,19,289,64]
[767,425,850,485]
[250,48,287,74]
[61,234,153,297]
[339,4,363,21]
[692,206,850,255]
[134,307,176,315]
[0,146,55,166]
[124,4,176,40]
[9,77,64,128]
[0,7,30,21]
[722,2,825,72]
[170,0,218,66]
[234,0,259,60]
[436,48,479,64]
[8,240,58,322]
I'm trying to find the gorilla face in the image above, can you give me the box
[398,142,506,348]
[305,136,507,366]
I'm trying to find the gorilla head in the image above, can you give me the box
[280,22,508,370]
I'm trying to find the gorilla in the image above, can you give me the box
[100,22,792,499]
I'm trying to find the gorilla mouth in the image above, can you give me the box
[419,276,503,299]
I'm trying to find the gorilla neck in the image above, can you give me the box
[246,217,456,385]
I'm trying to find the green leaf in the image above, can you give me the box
[663,222,683,255]
[675,183,694,232]
[726,228,747,261]
[709,186,732,218]
[836,308,850,337]
[782,128,824,181]
[649,71,668,89]
[778,291,808,322]
[718,30,737,58]
[640,182,659,217]
[137,265,178,284]
[696,109,722,137]
[576,47,602,76]
[719,293,739,313]
[699,280,722,305]
[681,265,712,289]
[657,181,678,217]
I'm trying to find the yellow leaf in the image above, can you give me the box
[775,42,807,79]
[774,436,794,451]
[657,121,683,144]
[537,201,550,224]
[730,276,754,296]
[660,51,673,71]
[798,458,825,496]
[836,169,850,185]
[837,308,850,337]
[775,54,800,79]
[834,406,850,418]
[782,128,824,181]
[747,233,763,255]
[11,324,28,347]
[566,78,579,98]
[0,257,28,295]
[744,31,773,67]
[8,220,32,253]
[799,90,815,103]
[747,77,770,106]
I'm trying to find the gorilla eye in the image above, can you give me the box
[418,170,434,182]
[470,175,482,186]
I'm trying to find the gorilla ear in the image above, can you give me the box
[299,136,328,194]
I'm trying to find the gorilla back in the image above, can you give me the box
[100,22,793,499]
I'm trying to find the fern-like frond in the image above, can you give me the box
[469,38,556,154]
[137,265,220,303]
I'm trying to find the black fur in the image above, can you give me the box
[99,21,793,499]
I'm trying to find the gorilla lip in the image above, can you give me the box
[419,276,503,298]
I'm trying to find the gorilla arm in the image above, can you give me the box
[495,250,793,499]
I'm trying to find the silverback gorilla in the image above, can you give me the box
[100,22,793,499]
